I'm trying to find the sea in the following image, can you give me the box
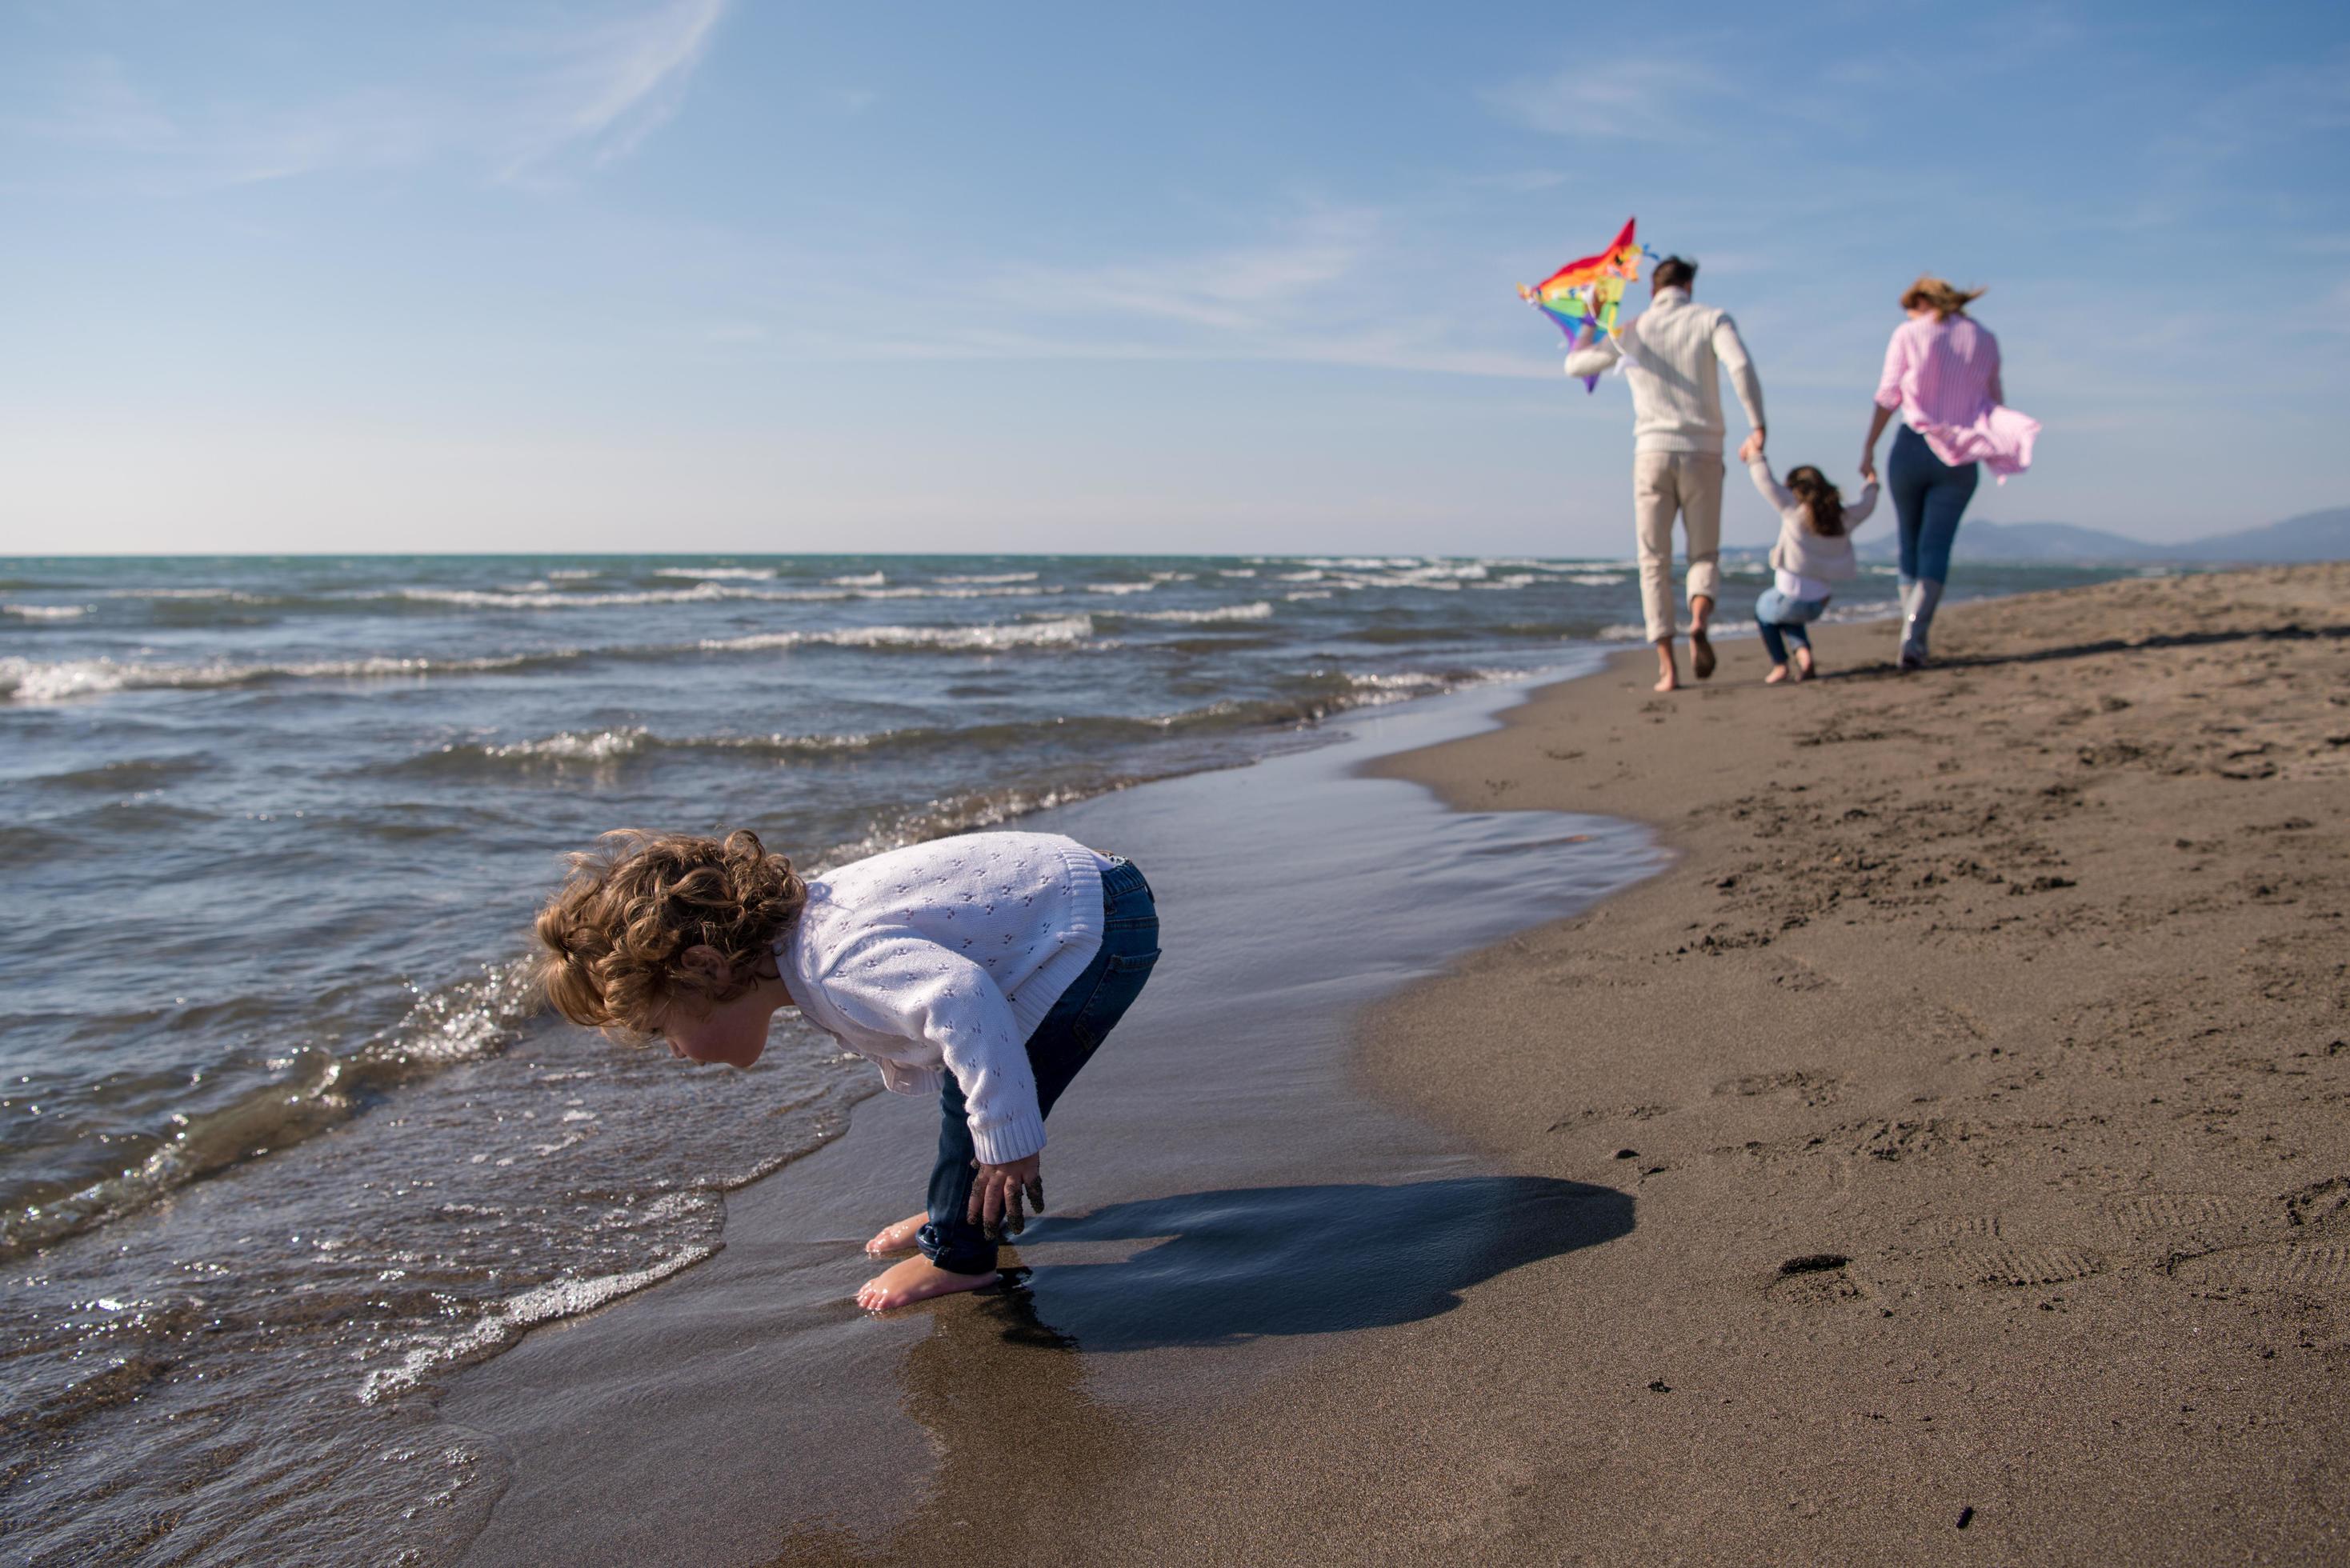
[0,551,2140,1562]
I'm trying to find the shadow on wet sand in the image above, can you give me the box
[980,1177,1633,1352]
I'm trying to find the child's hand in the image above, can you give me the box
[968,1154,1045,1238]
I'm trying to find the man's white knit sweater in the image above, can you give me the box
[1563,286,1767,454]
[777,832,1107,1166]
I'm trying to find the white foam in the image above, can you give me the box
[933,571,1039,585]
[0,650,545,706]
[652,566,776,581]
[2,603,88,620]
[701,615,1093,654]
[1121,601,1275,624]
[358,1246,716,1405]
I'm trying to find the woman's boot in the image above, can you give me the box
[1900,580,1944,669]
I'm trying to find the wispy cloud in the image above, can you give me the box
[3,0,728,191]
[1481,55,1734,141]
[495,0,727,181]
[991,208,1379,332]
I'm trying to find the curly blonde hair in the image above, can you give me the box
[534,829,807,1039]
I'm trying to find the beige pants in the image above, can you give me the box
[1633,451,1724,643]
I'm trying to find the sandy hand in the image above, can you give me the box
[968,1154,1043,1238]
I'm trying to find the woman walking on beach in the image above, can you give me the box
[1860,277,2031,669]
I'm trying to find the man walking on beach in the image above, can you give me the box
[1564,256,1768,692]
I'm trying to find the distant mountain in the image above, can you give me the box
[1834,506,2350,566]
[2165,507,2350,564]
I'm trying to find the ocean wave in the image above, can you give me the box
[1564,574,1628,586]
[934,571,1039,585]
[1114,601,1275,625]
[829,571,886,586]
[358,1246,719,1405]
[701,616,1095,654]
[400,582,758,610]
[0,650,555,705]
[652,566,776,581]
[409,726,882,771]
[0,611,1105,706]
[3,603,88,620]
[0,958,541,1266]
[1083,582,1158,595]
[411,667,1500,782]
[1598,623,1647,642]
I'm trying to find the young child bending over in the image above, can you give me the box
[1747,458,1879,684]
[534,828,1159,1311]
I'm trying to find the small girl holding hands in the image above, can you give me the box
[1747,458,1879,684]
[534,828,1159,1311]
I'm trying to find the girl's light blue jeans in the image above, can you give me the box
[1754,587,1830,667]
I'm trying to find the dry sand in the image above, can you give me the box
[848,566,2350,1566]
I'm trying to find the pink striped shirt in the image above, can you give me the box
[1876,314,2003,467]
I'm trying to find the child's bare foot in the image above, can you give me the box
[857,1254,998,1312]
[1794,646,1816,680]
[863,1212,929,1257]
[1765,664,1790,685]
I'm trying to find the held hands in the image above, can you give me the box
[1859,450,1879,484]
[967,1153,1045,1238]
[1739,428,1767,464]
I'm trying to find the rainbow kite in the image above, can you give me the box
[1518,218,1649,391]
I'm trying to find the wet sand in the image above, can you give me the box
[450,566,2350,1565]
[1075,565,2350,1563]
[440,672,1665,1564]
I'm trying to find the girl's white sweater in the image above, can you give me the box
[776,831,1107,1165]
[1749,459,1879,586]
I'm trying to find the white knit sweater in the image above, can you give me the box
[1562,287,1767,454]
[776,832,1107,1165]
[1748,459,1879,586]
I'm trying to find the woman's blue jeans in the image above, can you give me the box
[1888,424,1980,588]
[1754,586,1829,666]
[917,858,1161,1276]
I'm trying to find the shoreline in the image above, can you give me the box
[436,662,1668,1564]
[443,564,2349,1564]
[1115,565,2350,1562]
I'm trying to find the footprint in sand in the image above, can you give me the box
[2172,1244,2350,1292]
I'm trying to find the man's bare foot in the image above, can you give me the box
[1654,643,1679,693]
[857,1254,998,1312]
[864,1212,929,1257]
[1765,664,1790,685]
[1689,625,1715,681]
[1793,646,1816,680]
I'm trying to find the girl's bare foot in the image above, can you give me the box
[857,1254,998,1312]
[1765,664,1790,685]
[1794,646,1816,680]
[864,1212,929,1257]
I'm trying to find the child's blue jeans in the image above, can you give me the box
[1754,586,1830,666]
[917,858,1160,1276]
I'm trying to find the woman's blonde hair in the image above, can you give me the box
[534,828,807,1038]
[1901,276,1986,320]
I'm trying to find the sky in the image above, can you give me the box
[2,0,2345,556]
